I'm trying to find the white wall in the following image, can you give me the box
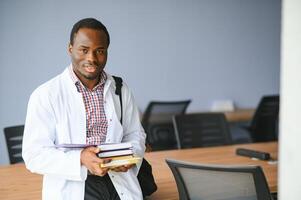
[279,0,301,199]
[0,0,280,164]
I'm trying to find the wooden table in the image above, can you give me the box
[0,163,42,200]
[223,108,254,122]
[149,109,255,123]
[0,142,277,200]
[145,141,277,200]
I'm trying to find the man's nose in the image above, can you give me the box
[86,51,97,63]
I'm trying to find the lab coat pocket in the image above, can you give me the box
[43,175,67,200]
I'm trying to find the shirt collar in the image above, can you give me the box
[68,64,107,92]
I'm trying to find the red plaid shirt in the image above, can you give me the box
[69,66,108,145]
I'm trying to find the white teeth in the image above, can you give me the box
[86,66,97,72]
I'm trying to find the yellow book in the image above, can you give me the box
[99,156,141,168]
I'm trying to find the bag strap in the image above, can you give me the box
[112,76,152,152]
[112,76,157,197]
[112,76,123,124]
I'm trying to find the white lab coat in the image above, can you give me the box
[22,67,146,200]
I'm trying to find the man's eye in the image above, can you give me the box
[81,49,88,54]
[96,49,105,54]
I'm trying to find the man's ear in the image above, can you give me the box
[68,43,73,54]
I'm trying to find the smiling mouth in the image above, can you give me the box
[85,65,98,72]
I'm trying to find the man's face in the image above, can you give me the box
[68,28,108,82]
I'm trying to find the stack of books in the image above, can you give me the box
[54,142,141,169]
[97,142,141,168]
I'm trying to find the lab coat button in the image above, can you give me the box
[110,119,112,122]
[120,193,123,195]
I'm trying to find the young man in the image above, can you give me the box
[22,18,146,200]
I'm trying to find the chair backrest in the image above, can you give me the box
[4,125,24,164]
[166,159,272,200]
[142,100,191,151]
[173,113,232,149]
[250,95,279,142]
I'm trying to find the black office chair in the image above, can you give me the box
[4,125,24,164]
[173,113,232,149]
[247,95,279,142]
[166,159,274,200]
[142,100,191,151]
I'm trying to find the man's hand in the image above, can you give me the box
[80,146,111,176]
[111,164,135,172]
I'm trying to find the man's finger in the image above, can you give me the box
[92,147,100,153]
[111,166,128,172]
[124,164,134,169]
[97,158,111,164]
[94,166,109,176]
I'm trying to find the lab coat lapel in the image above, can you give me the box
[61,68,86,144]
[103,77,123,143]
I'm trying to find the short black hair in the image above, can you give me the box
[70,18,110,46]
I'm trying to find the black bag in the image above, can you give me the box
[113,76,157,197]
[137,158,157,197]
